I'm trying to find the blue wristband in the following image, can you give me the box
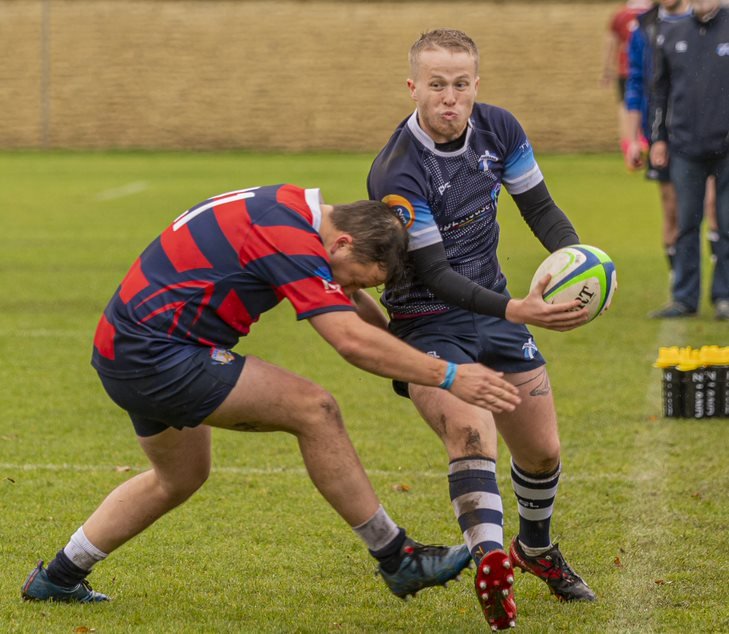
[439,362,458,390]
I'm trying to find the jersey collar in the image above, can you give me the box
[305,188,323,231]
[407,111,473,157]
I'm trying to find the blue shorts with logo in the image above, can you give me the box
[97,346,246,437]
[388,307,545,398]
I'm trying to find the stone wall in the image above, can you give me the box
[0,0,623,152]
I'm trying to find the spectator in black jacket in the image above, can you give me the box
[649,0,729,320]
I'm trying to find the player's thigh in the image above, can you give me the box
[203,355,335,433]
[494,367,560,473]
[409,385,498,459]
[137,424,212,491]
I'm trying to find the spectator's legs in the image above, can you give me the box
[709,156,729,305]
[669,155,708,312]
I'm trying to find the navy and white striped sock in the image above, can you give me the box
[511,459,561,551]
[448,457,503,565]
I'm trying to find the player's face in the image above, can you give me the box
[408,47,479,144]
[658,0,685,12]
[329,253,386,297]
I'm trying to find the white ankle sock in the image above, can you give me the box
[352,505,400,551]
[63,527,108,571]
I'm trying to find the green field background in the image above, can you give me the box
[1,151,727,633]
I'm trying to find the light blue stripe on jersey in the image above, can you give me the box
[408,199,441,250]
[502,143,543,195]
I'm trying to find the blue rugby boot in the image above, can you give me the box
[379,539,471,599]
[21,561,110,603]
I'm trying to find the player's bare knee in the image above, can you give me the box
[450,425,489,457]
[158,461,210,505]
[518,451,560,476]
[297,388,344,433]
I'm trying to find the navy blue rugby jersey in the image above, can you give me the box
[92,184,355,378]
[367,104,544,318]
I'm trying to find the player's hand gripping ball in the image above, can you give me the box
[530,245,617,322]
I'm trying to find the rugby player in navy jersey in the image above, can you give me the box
[368,29,597,630]
[21,184,522,605]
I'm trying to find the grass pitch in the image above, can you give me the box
[1,151,728,633]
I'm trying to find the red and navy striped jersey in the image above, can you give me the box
[92,184,354,378]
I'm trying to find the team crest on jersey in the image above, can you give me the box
[521,337,538,360]
[477,150,499,173]
[210,347,235,365]
[382,194,415,229]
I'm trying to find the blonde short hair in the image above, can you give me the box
[409,29,479,77]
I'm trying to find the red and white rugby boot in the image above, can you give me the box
[474,549,517,631]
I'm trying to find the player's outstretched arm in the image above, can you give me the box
[308,312,520,413]
[505,274,590,332]
[350,289,389,330]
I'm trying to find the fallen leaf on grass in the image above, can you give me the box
[691,491,702,499]
[613,556,622,568]
[655,579,673,586]
[392,483,411,492]
[5,477,15,484]
[73,627,96,633]
[114,465,131,472]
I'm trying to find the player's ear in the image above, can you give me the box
[407,78,417,101]
[331,234,354,254]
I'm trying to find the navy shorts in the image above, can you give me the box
[389,307,545,398]
[97,347,246,437]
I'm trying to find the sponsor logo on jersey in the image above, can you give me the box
[314,266,345,295]
[717,43,729,57]
[321,278,344,294]
[675,40,688,53]
[426,350,441,358]
[382,194,416,229]
[438,182,452,195]
[210,347,235,365]
[439,204,490,233]
[522,337,538,360]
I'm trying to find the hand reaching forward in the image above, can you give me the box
[448,363,521,413]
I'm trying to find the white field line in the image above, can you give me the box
[96,181,148,201]
[0,461,662,483]
[602,317,688,632]
[0,329,88,338]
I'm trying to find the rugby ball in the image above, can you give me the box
[530,245,616,322]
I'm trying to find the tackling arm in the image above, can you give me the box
[350,290,389,330]
[308,311,520,412]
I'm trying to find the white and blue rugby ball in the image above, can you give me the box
[530,244,616,322]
